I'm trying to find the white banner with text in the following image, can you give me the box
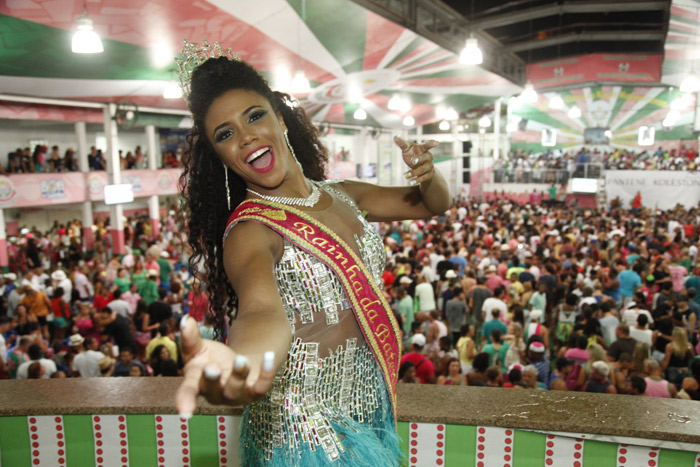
[605,170,700,210]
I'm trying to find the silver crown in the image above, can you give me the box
[175,40,239,100]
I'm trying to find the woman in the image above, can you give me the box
[456,323,476,374]
[133,299,157,360]
[174,45,451,466]
[398,361,417,384]
[167,280,186,323]
[663,327,694,388]
[436,358,467,386]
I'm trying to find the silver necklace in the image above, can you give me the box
[247,180,321,207]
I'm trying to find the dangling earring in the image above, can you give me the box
[223,162,231,211]
[284,129,304,173]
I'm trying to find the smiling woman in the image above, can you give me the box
[175,42,451,466]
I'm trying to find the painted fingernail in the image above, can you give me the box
[403,172,412,179]
[263,351,275,372]
[412,156,419,166]
[409,180,417,186]
[204,364,221,381]
[234,355,248,374]
[180,315,189,330]
[179,411,192,420]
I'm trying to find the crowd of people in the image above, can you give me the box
[388,197,700,400]
[3,144,183,174]
[1,187,699,402]
[495,145,698,184]
[0,207,213,380]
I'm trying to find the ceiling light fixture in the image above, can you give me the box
[439,120,450,131]
[478,115,492,128]
[403,116,415,127]
[681,72,700,94]
[353,107,367,120]
[163,81,182,99]
[548,95,564,110]
[459,35,483,65]
[567,105,582,119]
[520,82,538,104]
[71,11,104,54]
[444,107,459,121]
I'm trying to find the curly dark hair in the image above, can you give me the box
[179,57,328,340]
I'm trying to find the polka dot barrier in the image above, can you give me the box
[55,416,66,467]
[179,416,190,466]
[217,416,232,467]
[27,417,39,465]
[408,422,444,466]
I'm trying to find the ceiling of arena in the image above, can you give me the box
[0,0,696,127]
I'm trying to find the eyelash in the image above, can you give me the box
[215,110,267,142]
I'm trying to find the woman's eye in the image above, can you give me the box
[250,110,266,123]
[216,130,233,142]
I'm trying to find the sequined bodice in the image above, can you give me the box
[273,181,385,334]
[243,181,392,463]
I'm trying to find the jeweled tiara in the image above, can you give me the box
[175,40,239,100]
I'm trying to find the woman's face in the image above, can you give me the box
[204,89,292,191]
[129,365,142,377]
[449,361,460,374]
[159,346,169,360]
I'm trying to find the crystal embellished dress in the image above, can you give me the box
[232,181,400,466]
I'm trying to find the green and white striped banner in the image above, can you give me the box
[1,415,698,466]
[396,421,700,467]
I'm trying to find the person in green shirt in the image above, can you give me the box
[156,253,173,287]
[397,286,414,336]
[141,270,159,306]
[113,268,131,293]
[686,272,700,308]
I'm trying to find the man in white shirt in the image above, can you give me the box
[481,286,508,322]
[107,289,131,318]
[73,264,93,301]
[16,343,57,379]
[70,335,105,378]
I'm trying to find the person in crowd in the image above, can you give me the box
[436,357,467,386]
[607,324,637,362]
[16,343,57,379]
[549,357,573,390]
[70,335,105,377]
[584,360,617,394]
[98,306,134,353]
[400,334,435,384]
[662,327,694,388]
[644,359,678,398]
[112,347,145,377]
[526,341,549,385]
[467,352,490,386]
[145,322,178,361]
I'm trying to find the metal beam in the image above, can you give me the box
[469,1,667,30]
[348,0,526,85]
[506,30,666,53]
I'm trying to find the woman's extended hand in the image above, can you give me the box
[174,316,277,418]
[394,136,439,185]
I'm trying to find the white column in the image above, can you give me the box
[451,124,460,195]
[103,104,125,254]
[145,124,158,170]
[494,98,502,160]
[75,121,89,172]
[82,201,94,251]
[359,127,368,179]
[148,195,160,238]
[0,208,7,269]
[393,130,403,185]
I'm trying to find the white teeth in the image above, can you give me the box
[246,148,270,164]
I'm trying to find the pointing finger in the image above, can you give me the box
[393,135,409,151]
[180,316,203,361]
